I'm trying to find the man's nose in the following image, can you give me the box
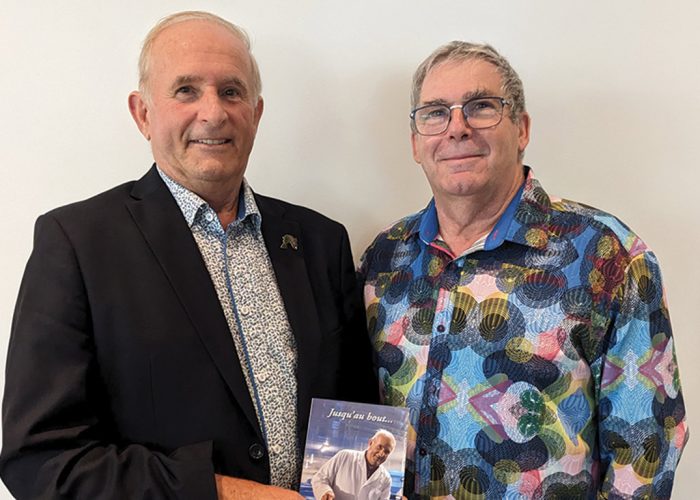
[198,91,227,125]
[446,105,472,139]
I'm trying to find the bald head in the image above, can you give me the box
[137,11,261,102]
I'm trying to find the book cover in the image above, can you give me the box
[300,398,409,500]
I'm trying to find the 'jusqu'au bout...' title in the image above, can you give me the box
[325,407,393,424]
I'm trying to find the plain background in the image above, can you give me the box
[1,1,698,498]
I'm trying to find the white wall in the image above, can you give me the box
[2,1,698,497]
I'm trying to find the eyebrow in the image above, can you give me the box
[422,88,494,106]
[171,75,202,90]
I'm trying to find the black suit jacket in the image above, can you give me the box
[0,167,377,499]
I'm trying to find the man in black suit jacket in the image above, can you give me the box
[0,11,377,500]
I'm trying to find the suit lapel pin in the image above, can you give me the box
[280,234,298,250]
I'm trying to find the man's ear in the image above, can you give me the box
[253,96,264,128]
[517,111,531,154]
[411,132,421,164]
[128,91,151,141]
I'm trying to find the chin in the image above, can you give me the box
[442,180,480,197]
[197,163,240,180]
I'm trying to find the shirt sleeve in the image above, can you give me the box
[597,250,688,498]
[0,214,217,500]
[311,451,341,498]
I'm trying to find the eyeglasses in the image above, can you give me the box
[410,96,511,136]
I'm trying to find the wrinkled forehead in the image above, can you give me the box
[372,435,395,449]
[421,58,504,100]
[151,20,250,68]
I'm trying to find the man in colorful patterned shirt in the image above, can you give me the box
[359,41,687,499]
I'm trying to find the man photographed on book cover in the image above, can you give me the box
[311,429,395,500]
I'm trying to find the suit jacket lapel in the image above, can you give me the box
[255,194,322,431]
[126,166,260,434]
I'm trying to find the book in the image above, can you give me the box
[300,398,409,500]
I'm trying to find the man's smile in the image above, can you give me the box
[437,149,486,162]
[189,138,231,146]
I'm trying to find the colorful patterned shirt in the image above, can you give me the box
[159,168,300,488]
[359,169,687,499]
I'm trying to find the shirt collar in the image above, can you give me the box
[483,179,525,250]
[417,198,439,245]
[157,166,262,230]
[413,166,552,251]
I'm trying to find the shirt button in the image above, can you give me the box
[258,369,269,382]
[437,324,445,333]
[240,305,251,316]
[419,447,428,456]
[205,212,214,222]
[271,444,282,455]
[248,443,265,461]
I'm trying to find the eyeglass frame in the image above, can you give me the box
[410,96,512,136]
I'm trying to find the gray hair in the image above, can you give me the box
[411,41,525,123]
[370,429,396,449]
[137,11,262,102]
